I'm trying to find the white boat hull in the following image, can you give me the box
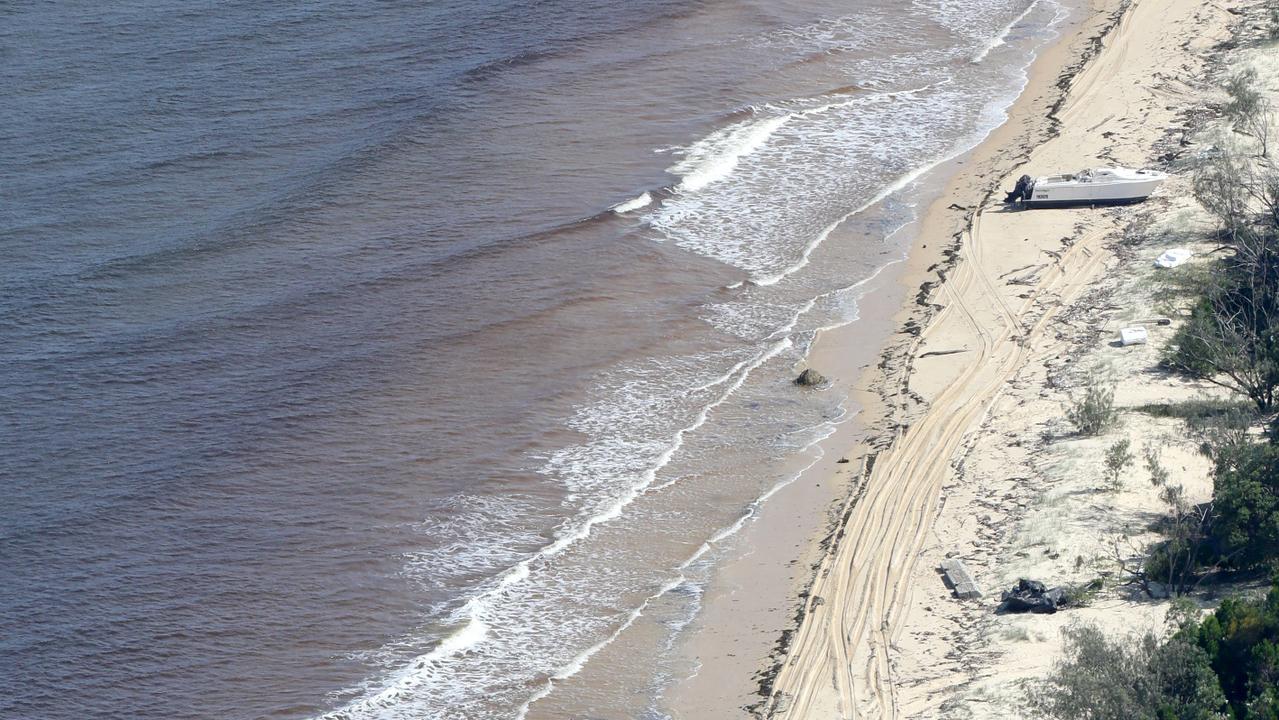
[1007,167,1168,208]
[1025,177,1163,206]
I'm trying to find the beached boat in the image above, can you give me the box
[1004,167,1167,208]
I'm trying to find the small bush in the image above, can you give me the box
[1001,625,1032,642]
[1132,397,1253,421]
[1066,373,1118,436]
[1103,438,1135,492]
[1031,624,1227,719]
[1223,69,1263,124]
[1134,397,1256,458]
[1223,69,1272,156]
[1186,402,1256,458]
[1144,443,1171,489]
[1063,577,1105,607]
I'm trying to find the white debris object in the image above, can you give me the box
[1120,326,1149,346]
[1155,248,1192,268]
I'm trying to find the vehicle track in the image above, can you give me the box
[766,209,1109,720]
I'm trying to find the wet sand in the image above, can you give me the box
[666,0,1247,716]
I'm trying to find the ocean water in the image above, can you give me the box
[0,1,1068,718]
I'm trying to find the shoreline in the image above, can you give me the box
[666,0,1246,716]
[663,1,1125,715]
[760,1,1136,712]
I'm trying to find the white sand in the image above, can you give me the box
[755,0,1249,717]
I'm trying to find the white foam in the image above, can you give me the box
[647,1,1066,287]
[318,338,793,720]
[514,573,688,719]
[312,4,1074,717]
[668,115,789,193]
[971,0,1041,63]
[647,82,973,284]
[319,618,489,718]
[518,404,850,719]
[612,191,653,213]
[751,145,944,287]
[702,299,804,341]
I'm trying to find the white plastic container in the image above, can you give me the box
[1155,248,1192,268]
[1120,326,1149,346]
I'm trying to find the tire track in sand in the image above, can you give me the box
[764,208,1110,720]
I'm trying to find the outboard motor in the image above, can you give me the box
[1004,174,1033,204]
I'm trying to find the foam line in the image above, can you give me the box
[517,404,851,718]
[319,337,793,719]
[612,192,654,213]
[972,0,1041,63]
[669,115,790,193]
[754,3,1066,288]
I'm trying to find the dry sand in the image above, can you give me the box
[671,0,1259,717]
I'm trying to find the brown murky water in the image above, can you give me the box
[1,1,1071,717]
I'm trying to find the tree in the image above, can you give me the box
[1209,442,1279,570]
[1176,108,1279,412]
[1166,251,1279,413]
[1184,580,1279,719]
[1194,148,1258,240]
[1120,445,1216,597]
[1032,624,1227,719]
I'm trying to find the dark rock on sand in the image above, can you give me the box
[794,368,826,387]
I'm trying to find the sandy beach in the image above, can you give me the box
[666,0,1255,717]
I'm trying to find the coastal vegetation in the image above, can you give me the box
[1102,437,1134,492]
[1154,66,1279,582]
[1066,372,1119,436]
[1036,582,1279,719]
[1039,61,1279,719]
[1032,619,1227,720]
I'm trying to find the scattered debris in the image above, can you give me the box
[997,579,1067,614]
[1154,248,1192,268]
[1119,326,1149,346]
[1002,262,1051,286]
[940,558,982,599]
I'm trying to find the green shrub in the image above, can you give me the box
[1166,290,1279,413]
[1104,438,1135,492]
[1182,580,1279,719]
[1064,577,1105,607]
[1223,69,1273,157]
[1031,624,1226,719]
[1209,442,1279,570]
[1035,581,1279,719]
[1067,373,1118,436]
